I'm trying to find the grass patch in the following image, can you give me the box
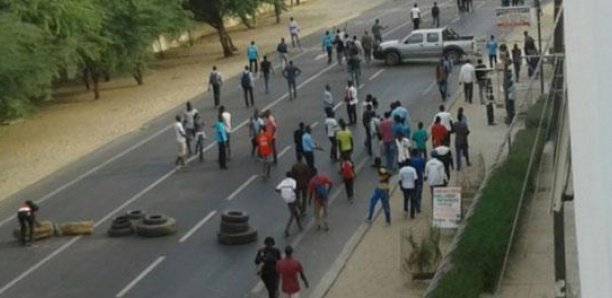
[427,100,550,297]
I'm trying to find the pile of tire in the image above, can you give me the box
[217,210,257,245]
[107,215,134,237]
[107,210,177,238]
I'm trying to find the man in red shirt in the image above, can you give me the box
[257,126,273,179]
[264,109,278,163]
[276,246,309,297]
[308,168,333,231]
[431,116,448,148]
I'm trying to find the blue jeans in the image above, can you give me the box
[455,144,470,170]
[383,142,396,171]
[401,187,417,218]
[438,80,447,101]
[368,188,390,223]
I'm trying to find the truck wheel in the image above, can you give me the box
[385,51,400,66]
[445,50,461,64]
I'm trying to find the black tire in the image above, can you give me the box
[107,227,134,237]
[385,51,401,66]
[217,228,258,245]
[221,211,249,224]
[111,217,132,229]
[126,210,145,220]
[219,221,250,234]
[444,50,461,64]
[143,214,168,225]
[134,218,177,238]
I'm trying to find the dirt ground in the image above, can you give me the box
[0,0,391,202]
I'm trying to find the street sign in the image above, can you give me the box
[432,187,462,228]
[496,6,534,27]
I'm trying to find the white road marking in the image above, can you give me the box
[226,175,258,201]
[115,256,166,298]
[422,80,436,96]
[179,211,217,243]
[333,101,344,111]
[358,84,365,90]
[314,53,327,61]
[311,121,320,128]
[277,145,292,159]
[368,69,385,81]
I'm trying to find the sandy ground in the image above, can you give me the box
[0,0,392,202]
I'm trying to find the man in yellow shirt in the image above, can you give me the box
[335,119,354,161]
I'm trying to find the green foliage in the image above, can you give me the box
[406,227,442,275]
[427,102,550,297]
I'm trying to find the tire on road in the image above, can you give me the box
[217,228,258,245]
[134,217,177,238]
[107,226,134,237]
[385,51,401,66]
[221,211,249,224]
[126,210,146,221]
[219,221,250,234]
[111,216,132,230]
[143,214,168,225]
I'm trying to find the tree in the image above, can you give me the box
[263,0,287,23]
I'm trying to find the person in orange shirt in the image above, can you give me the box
[431,116,448,148]
[257,126,274,179]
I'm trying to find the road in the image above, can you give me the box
[0,0,500,297]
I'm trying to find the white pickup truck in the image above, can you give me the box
[373,27,477,65]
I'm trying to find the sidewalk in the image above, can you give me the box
[0,0,392,202]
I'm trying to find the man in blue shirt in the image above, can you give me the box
[409,149,426,213]
[247,41,259,73]
[214,114,228,169]
[486,35,498,68]
[301,125,317,170]
[322,31,334,64]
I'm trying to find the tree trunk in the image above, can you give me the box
[274,2,281,24]
[82,68,90,90]
[296,0,300,6]
[91,67,100,100]
[133,68,144,85]
[188,30,194,47]
[157,36,166,59]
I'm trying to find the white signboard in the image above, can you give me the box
[432,187,462,228]
[496,6,534,27]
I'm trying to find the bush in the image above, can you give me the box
[427,101,549,297]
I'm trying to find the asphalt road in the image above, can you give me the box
[0,1,500,297]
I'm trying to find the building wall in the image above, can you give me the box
[564,1,612,296]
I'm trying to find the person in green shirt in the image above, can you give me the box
[411,122,429,159]
[336,119,354,161]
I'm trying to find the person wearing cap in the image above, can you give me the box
[254,237,282,298]
[366,167,392,225]
[17,200,39,246]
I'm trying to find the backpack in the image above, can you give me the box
[241,72,251,87]
[341,161,354,180]
[210,72,221,85]
[314,182,329,200]
[348,42,359,56]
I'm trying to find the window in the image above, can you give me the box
[427,33,439,43]
[405,34,423,44]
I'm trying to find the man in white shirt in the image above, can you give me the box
[325,110,339,161]
[432,104,454,146]
[424,155,448,203]
[276,172,303,237]
[183,102,199,156]
[344,81,359,125]
[219,106,232,158]
[458,59,476,104]
[173,115,187,166]
[323,84,334,111]
[395,133,412,168]
[399,161,419,218]
[288,17,301,50]
[411,3,421,30]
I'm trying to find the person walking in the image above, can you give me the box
[255,237,282,298]
[486,35,499,68]
[458,59,476,104]
[395,133,412,168]
[340,156,356,203]
[283,60,302,100]
[325,109,339,161]
[336,119,354,161]
[249,109,264,157]
[511,43,522,81]
[214,114,228,169]
[173,115,187,166]
[247,41,259,73]
[208,66,223,107]
[257,126,274,179]
[302,125,319,170]
[193,114,207,162]
[291,155,311,215]
[276,172,303,236]
[361,30,373,65]
[379,112,396,171]
[366,167,392,225]
[293,122,305,161]
[409,149,426,214]
[362,104,376,156]
[183,102,199,156]
[288,17,301,50]
[399,161,419,219]
[219,106,232,158]
[17,200,39,246]
[371,19,387,44]
[433,145,454,180]
[435,59,449,101]
[344,81,358,125]
[431,116,448,148]
[433,104,454,146]
[523,31,539,78]
[277,38,289,69]
[475,59,488,104]
[334,33,345,66]
[454,114,471,171]
[260,55,273,94]
[322,84,334,111]
[308,168,333,231]
[412,122,428,159]
[370,112,383,164]
[240,66,255,108]
[322,31,334,65]
[411,3,421,30]
[276,246,309,297]
[424,153,448,202]
[264,109,278,163]
[432,2,441,28]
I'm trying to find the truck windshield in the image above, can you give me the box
[442,28,460,41]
